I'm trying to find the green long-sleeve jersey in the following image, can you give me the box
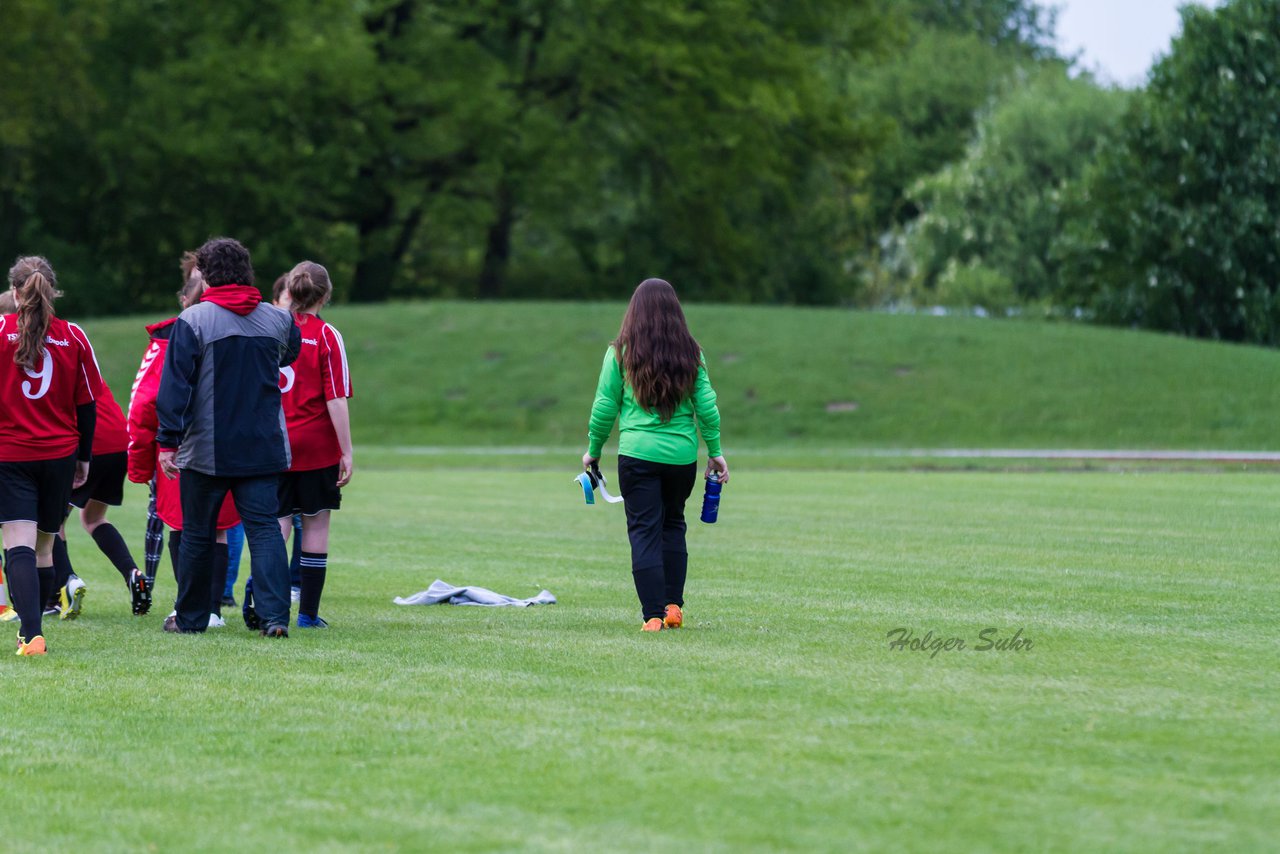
[587,345,722,465]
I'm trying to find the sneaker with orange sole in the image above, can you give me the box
[16,635,47,656]
[641,618,664,632]
[664,604,683,629]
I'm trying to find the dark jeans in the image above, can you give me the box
[617,455,697,621]
[177,470,289,632]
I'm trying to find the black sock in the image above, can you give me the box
[38,564,55,614]
[210,543,228,616]
[168,530,182,589]
[91,523,139,584]
[52,535,74,594]
[5,546,41,640]
[298,551,327,618]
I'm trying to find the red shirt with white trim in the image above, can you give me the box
[279,314,352,472]
[0,314,104,461]
[93,380,129,456]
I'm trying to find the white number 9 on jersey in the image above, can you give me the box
[279,365,295,393]
[22,347,53,399]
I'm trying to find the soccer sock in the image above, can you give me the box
[52,535,75,594]
[209,542,228,617]
[298,551,327,619]
[168,530,183,588]
[91,523,140,584]
[5,546,41,640]
[38,564,56,615]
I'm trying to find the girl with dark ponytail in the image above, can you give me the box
[0,256,106,655]
[275,260,354,628]
[583,278,728,632]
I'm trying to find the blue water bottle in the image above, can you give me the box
[700,471,722,524]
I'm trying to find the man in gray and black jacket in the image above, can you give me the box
[157,237,301,636]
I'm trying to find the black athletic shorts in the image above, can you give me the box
[68,450,128,508]
[0,453,79,533]
[277,464,342,517]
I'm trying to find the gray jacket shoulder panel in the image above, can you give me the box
[181,301,293,344]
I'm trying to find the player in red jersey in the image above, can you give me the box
[276,261,353,628]
[0,292,13,626]
[127,254,240,630]
[140,257,207,593]
[46,368,152,620]
[0,257,103,655]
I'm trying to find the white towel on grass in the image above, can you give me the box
[393,579,556,607]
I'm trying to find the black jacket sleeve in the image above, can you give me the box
[75,401,96,462]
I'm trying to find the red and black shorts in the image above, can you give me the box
[0,453,79,534]
[277,464,342,518]
[68,450,128,508]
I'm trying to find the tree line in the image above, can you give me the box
[3,0,1277,344]
[886,0,1280,345]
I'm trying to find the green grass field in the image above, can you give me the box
[4,305,1278,850]
[3,464,1276,851]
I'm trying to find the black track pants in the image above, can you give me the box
[617,455,696,621]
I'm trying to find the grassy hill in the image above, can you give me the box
[81,301,1280,450]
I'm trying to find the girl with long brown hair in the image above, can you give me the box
[584,278,728,631]
[0,256,104,655]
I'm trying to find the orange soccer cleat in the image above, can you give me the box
[663,604,683,629]
[641,618,664,632]
[16,635,47,656]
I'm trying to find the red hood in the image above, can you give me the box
[146,317,178,337]
[201,284,263,315]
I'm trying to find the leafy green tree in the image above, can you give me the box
[853,0,1060,236]
[1059,0,1280,343]
[13,0,497,311]
[907,0,1056,55]
[855,28,1018,230]
[906,68,1128,309]
[433,0,887,303]
[0,0,104,269]
[8,0,895,309]
[15,1,356,311]
[596,1,886,304]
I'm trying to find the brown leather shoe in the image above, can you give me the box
[163,614,197,634]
